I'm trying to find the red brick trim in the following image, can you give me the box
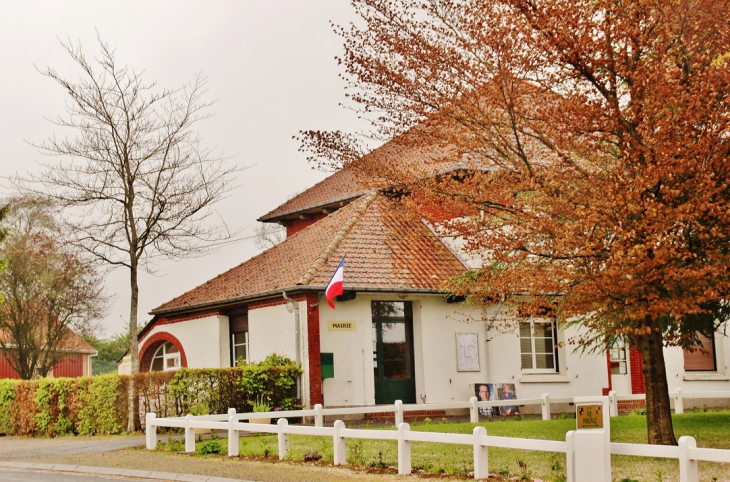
[306,293,323,406]
[249,294,308,310]
[156,309,221,324]
[286,214,327,237]
[618,399,646,413]
[629,345,646,394]
[139,332,188,372]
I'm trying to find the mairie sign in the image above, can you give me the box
[328,321,356,331]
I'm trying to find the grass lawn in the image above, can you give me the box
[160,411,730,481]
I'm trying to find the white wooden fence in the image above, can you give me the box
[145,391,730,482]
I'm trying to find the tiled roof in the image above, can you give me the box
[258,128,465,222]
[258,168,368,221]
[0,327,96,353]
[152,192,467,314]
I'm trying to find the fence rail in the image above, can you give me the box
[146,391,730,482]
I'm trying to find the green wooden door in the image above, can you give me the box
[372,301,416,404]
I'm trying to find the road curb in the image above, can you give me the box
[0,461,253,482]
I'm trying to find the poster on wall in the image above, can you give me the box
[474,383,519,416]
[456,333,480,371]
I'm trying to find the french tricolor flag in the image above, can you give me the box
[325,256,345,309]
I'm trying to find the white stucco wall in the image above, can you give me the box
[139,314,229,369]
[318,293,611,408]
[249,303,298,362]
[133,298,730,410]
[248,300,310,406]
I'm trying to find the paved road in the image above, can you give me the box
[0,434,147,460]
[0,467,152,482]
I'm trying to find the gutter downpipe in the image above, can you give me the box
[282,291,301,401]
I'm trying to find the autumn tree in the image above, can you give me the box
[15,38,239,430]
[0,197,105,379]
[302,0,730,445]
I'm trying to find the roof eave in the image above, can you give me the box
[257,193,365,222]
[150,285,451,317]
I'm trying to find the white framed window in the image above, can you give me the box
[232,331,249,366]
[150,342,181,372]
[520,320,558,373]
[609,338,628,375]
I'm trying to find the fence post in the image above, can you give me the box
[145,413,157,450]
[333,420,346,465]
[314,403,324,427]
[395,400,404,426]
[228,408,239,457]
[184,414,196,453]
[678,436,698,482]
[470,396,479,423]
[541,393,551,420]
[277,418,290,460]
[674,388,684,415]
[608,391,618,417]
[472,426,488,480]
[565,430,575,482]
[572,396,610,482]
[397,422,411,475]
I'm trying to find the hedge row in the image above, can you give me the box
[0,357,301,436]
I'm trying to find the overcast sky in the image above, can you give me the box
[0,1,366,336]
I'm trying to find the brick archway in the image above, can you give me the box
[139,332,188,372]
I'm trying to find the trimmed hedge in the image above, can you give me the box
[0,356,302,436]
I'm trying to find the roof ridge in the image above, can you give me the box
[297,190,378,286]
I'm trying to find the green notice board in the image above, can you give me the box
[321,352,334,379]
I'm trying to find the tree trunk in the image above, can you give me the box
[637,320,677,446]
[127,259,139,432]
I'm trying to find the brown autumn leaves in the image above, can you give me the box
[301,0,730,444]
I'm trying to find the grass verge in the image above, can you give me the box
[155,411,730,481]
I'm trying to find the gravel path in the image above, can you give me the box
[0,435,422,482]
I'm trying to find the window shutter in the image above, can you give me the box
[230,314,248,333]
[683,334,716,372]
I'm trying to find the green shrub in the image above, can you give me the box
[0,356,302,437]
[0,380,17,435]
[76,374,126,435]
[199,438,223,455]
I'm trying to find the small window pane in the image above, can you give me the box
[534,323,553,338]
[521,354,533,369]
[535,354,555,369]
[534,337,554,353]
[234,344,247,362]
[520,338,533,353]
[519,323,532,337]
[151,357,164,372]
[166,343,179,354]
[166,356,180,369]
[611,361,627,375]
[383,360,409,379]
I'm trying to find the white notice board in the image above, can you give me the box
[456,333,480,371]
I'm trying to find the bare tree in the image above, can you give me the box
[0,196,105,379]
[253,222,285,250]
[14,37,239,430]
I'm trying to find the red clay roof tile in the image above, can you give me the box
[152,193,466,314]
